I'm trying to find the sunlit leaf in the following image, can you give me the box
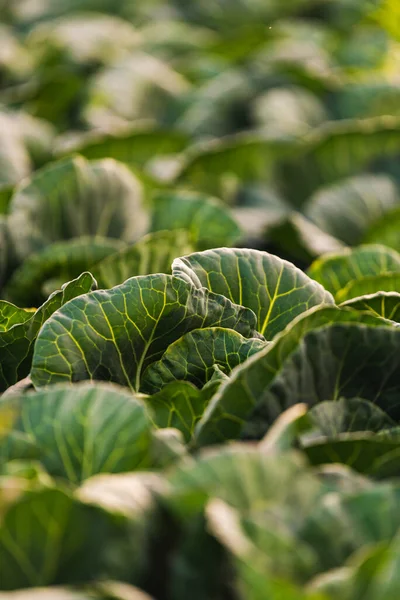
[31,274,259,391]
[341,291,400,322]
[0,272,96,392]
[142,327,266,393]
[173,248,333,338]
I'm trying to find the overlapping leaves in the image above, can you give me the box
[173,248,333,339]
[0,382,154,483]
[308,244,400,300]
[7,156,148,262]
[195,306,389,446]
[31,274,259,391]
[141,326,266,393]
[0,272,96,392]
[0,471,161,591]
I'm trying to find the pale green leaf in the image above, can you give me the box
[151,191,241,250]
[0,382,154,483]
[341,291,400,322]
[337,274,400,303]
[8,156,147,261]
[4,236,124,307]
[146,381,215,442]
[92,230,194,290]
[308,245,400,299]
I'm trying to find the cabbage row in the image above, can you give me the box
[2,0,400,598]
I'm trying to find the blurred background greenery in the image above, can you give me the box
[0,0,399,300]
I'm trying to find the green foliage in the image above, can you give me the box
[92,230,194,290]
[194,306,387,446]
[151,191,241,249]
[307,245,400,300]
[304,175,399,246]
[4,237,124,306]
[4,0,400,598]
[141,327,266,393]
[0,382,154,482]
[146,381,217,442]
[0,471,162,591]
[341,292,400,322]
[7,156,148,262]
[173,248,333,337]
[0,273,96,392]
[31,273,259,391]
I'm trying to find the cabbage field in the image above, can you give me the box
[2,0,400,598]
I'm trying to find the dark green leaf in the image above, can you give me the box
[173,248,333,338]
[0,216,15,289]
[195,306,388,446]
[242,323,400,440]
[305,175,399,246]
[279,116,400,205]
[266,212,345,264]
[308,397,396,437]
[0,185,14,215]
[334,82,400,120]
[0,272,96,392]
[303,432,400,475]
[176,68,252,139]
[31,274,259,392]
[142,327,266,393]
[363,205,400,253]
